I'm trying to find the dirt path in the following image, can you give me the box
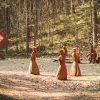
[0,58,100,100]
[0,58,100,75]
[0,71,100,100]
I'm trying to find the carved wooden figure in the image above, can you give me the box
[56,50,67,80]
[62,46,67,56]
[70,48,81,76]
[29,47,40,75]
[0,31,9,49]
[87,45,97,63]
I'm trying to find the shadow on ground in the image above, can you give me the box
[30,95,99,100]
[0,94,15,100]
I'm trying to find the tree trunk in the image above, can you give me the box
[70,0,75,14]
[5,0,10,54]
[16,0,20,53]
[89,1,93,45]
[82,0,85,4]
[91,0,97,48]
[64,0,70,15]
[26,0,30,54]
[34,0,39,46]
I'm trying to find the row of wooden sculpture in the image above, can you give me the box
[29,46,81,80]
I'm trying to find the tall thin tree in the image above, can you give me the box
[91,0,97,48]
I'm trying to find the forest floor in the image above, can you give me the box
[0,58,100,100]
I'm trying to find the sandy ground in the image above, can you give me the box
[0,58,100,100]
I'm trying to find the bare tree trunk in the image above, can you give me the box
[34,0,39,46]
[16,0,20,53]
[26,0,30,54]
[82,0,85,4]
[91,0,97,48]
[5,0,10,54]
[89,1,93,45]
[70,0,75,14]
[64,0,70,15]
